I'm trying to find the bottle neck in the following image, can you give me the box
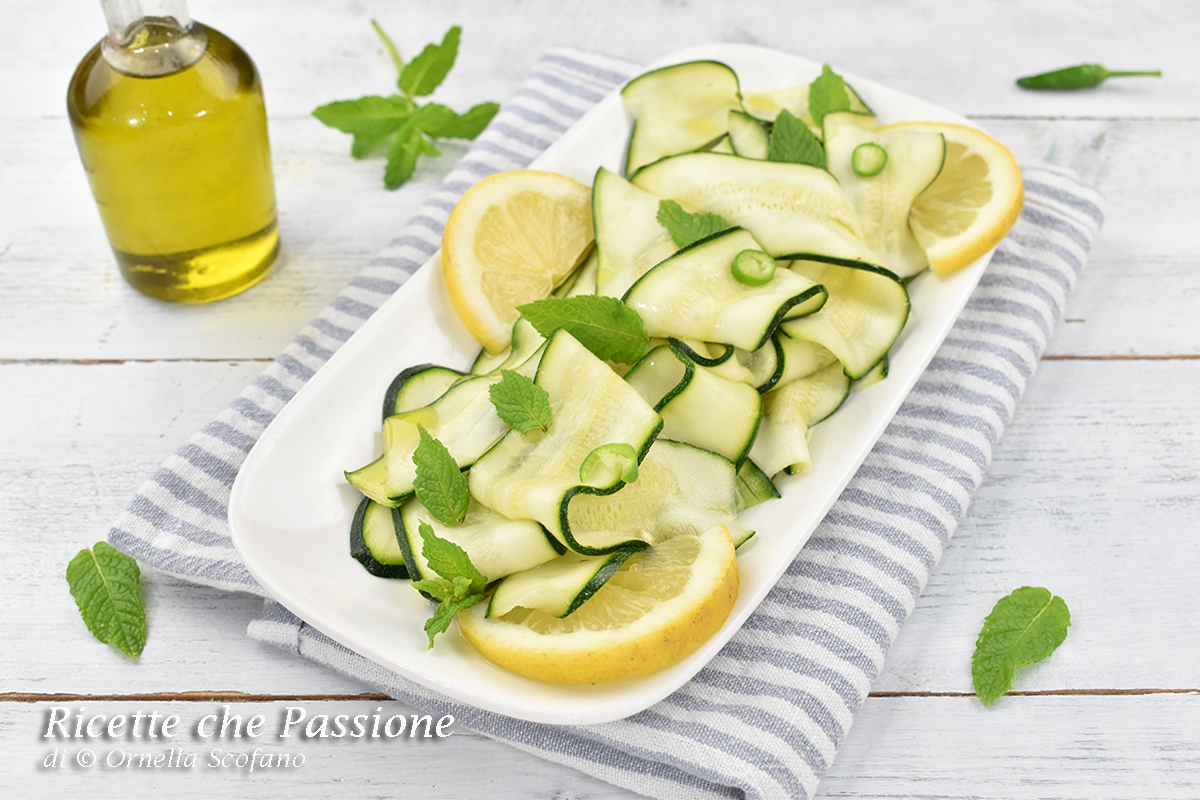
[99,0,206,77]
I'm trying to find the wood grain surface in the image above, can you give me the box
[2,1,1197,797]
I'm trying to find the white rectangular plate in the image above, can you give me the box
[229,43,990,725]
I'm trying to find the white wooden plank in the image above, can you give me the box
[5,695,1198,799]
[0,361,369,695]
[874,358,1200,693]
[12,0,1199,121]
[1,700,641,799]
[819,694,1200,799]
[982,118,1200,357]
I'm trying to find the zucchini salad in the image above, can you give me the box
[342,60,1023,684]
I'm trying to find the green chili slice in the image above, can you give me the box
[579,443,639,488]
[851,142,888,176]
[731,249,777,286]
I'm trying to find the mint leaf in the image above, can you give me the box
[415,102,500,139]
[423,593,486,647]
[399,25,461,97]
[972,586,1071,707]
[418,521,487,594]
[768,109,826,169]
[412,426,469,524]
[656,200,731,249]
[313,23,495,190]
[808,64,852,129]
[384,126,443,190]
[66,542,146,658]
[313,95,414,156]
[414,521,488,647]
[518,296,650,364]
[411,575,455,601]
[489,370,552,433]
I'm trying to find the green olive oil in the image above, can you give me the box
[68,18,279,302]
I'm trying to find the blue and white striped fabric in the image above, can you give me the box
[109,48,1105,800]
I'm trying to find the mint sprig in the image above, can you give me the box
[66,542,146,658]
[489,370,552,433]
[518,296,650,364]
[312,23,499,189]
[656,199,731,249]
[808,64,852,129]
[972,586,1071,707]
[409,522,487,647]
[768,109,826,170]
[412,426,470,525]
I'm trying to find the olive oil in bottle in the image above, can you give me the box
[68,0,279,303]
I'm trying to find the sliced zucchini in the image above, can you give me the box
[467,331,663,555]
[486,548,637,618]
[592,167,679,299]
[824,111,946,279]
[550,247,598,298]
[382,364,465,420]
[669,339,735,367]
[624,343,692,409]
[775,335,840,387]
[563,440,742,553]
[348,497,409,579]
[735,458,780,511]
[470,317,547,376]
[631,152,875,263]
[735,337,782,392]
[708,135,736,154]
[560,249,600,297]
[779,256,909,380]
[670,338,753,384]
[622,60,742,174]
[626,344,761,465]
[741,85,812,125]
[749,361,851,476]
[856,354,889,388]
[346,368,531,506]
[741,79,874,128]
[623,227,825,351]
[727,110,769,159]
[397,496,562,584]
[735,333,839,393]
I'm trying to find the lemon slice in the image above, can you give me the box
[457,523,739,683]
[441,170,594,354]
[887,122,1024,276]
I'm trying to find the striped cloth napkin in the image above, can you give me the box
[109,48,1106,800]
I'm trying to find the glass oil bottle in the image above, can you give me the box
[67,0,279,302]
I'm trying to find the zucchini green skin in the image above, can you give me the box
[556,437,747,557]
[621,60,743,175]
[561,548,639,616]
[381,363,465,422]
[777,253,910,380]
[348,496,409,580]
[669,339,735,367]
[735,458,781,511]
[623,226,828,352]
[727,109,769,159]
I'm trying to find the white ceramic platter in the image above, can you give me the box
[229,43,988,725]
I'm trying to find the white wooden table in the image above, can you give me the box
[4,1,1198,797]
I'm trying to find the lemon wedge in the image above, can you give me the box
[886,122,1024,276]
[457,523,739,683]
[441,170,593,354]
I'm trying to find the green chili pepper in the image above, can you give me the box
[1016,63,1161,90]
